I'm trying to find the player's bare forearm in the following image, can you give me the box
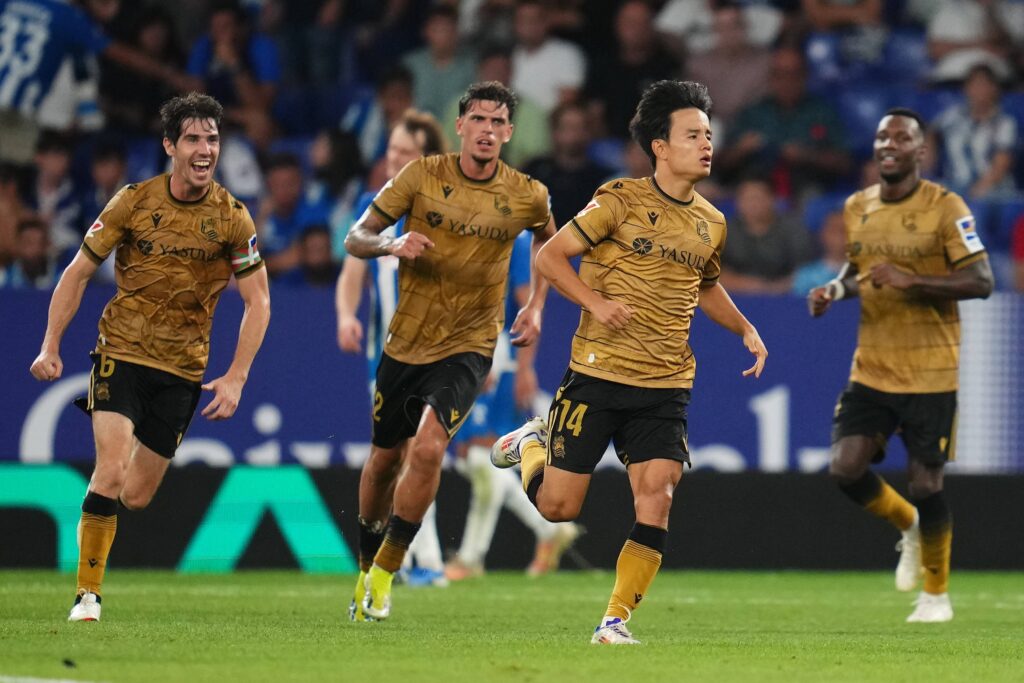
[886,258,994,300]
[535,228,602,311]
[525,217,557,310]
[226,268,271,383]
[41,252,97,352]
[698,282,755,336]
[344,211,395,259]
[336,256,366,320]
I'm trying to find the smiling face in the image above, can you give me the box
[456,99,513,166]
[164,117,219,196]
[873,114,924,184]
[651,108,713,182]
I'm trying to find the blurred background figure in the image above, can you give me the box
[720,175,814,294]
[256,152,328,277]
[926,0,1024,84]
[401,5,476,119]
[511,0,586,113]
[0,217,60,290]
[275,224,340,288]
[928,64,1017,200]
[792,208,846,295]
[342,66,415,172]
[0,164,29,267]
[25,132,82,261]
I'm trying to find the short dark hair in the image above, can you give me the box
[458,81,518,121]
[160,92,224,143]
[629,80,713,165]
[883,107,926,137]
[35,130,73,155]
[92,138,126,164]
[376,64,413,91]
[265,151,303,174]
[17,216,48,235]
[399,109,448,156]
[425,4,458,23]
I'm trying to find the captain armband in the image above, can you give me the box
[825,278,846,301]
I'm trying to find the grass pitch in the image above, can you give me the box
[1,570,1021,683]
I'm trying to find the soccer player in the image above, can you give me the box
[343,81,556,620]
[807,108,993,623]
[492,80,768,645]
[29,92,271,621]
[336,109,451,603]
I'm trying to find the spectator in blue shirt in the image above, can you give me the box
[792,209,846,295]
[0,217,60,289]
[255,152,329,276]
[275,224,340,288]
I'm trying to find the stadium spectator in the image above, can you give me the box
[0,217,60,289]
[99,6,187,135]
[0,0,195,163]
[79,140,127,237]
[401,5,477,120]
[525,103,613,224]
[716,46,851,198]
[341,66,415,169]
[584,0,679,140]
[275,224,340,288]
[720,175,815,293]
[928,63,1017,199]
[262,0,349,87]
[511,0,586,113]
[305,129,366,259]
[808,108,994,624]
[791,208,845,294]
[187,0,281,144]
[687,3,771,128]
[801,0,887,65]
[255,153,328,276]
[619,138,653,179]
[444,46,550,169]
[25,132,82,259]
[0,163,29,266]
[655,0,784,59]
[926,0,1024,83]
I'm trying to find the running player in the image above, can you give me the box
[29,92,271,621]
[808,108,994,623]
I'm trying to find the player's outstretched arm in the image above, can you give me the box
[807,261,861,317]
[30,251,99,382]
[201,267,271,420]
[510,216,558,347]
[535,227,633,330]
[344,211,433,260]
[336,256,367,353]
[868,258,993,300]
[698,282,767,378]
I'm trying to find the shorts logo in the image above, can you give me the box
[95,382,110,401]
[494,194,512,216]
[450,407,460,423]
[632,237,653,255]
[552,435,565,459]
[137,239,154,255]
[426,211,444,228]
[696,219,711,244]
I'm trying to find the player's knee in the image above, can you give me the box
[409,438,446,471]
[119,489,154,511]
[828,455,863,484]
[537,496,581,522]
[634,489,673,521]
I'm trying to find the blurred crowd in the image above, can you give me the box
[1,0,1022,293]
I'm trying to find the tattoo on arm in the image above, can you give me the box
[344,211,395,259]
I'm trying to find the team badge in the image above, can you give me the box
[86,220,104,239]
[494,194,511,216]
[200,217,219,241]
[696,219,711,244]
[902,213,917,232]
[552,435,565,459]
[95,382,110,401]
[576,199,600,217]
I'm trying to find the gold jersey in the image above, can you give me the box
[567,177,726,389]
[369,153,550,364]
[81,175,264,381]
[845,179,987,393]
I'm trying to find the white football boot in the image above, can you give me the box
[591,616,640,645]
[68,590,101,622]
[490,417,548,469]
[906,592,953,623]
[895,510,924,592]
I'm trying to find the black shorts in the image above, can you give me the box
[546,369,691,475]
[372,351,491,449]
[73,353,202,459]
[831,381,958,466]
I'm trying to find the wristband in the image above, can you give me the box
[826,278,845,300]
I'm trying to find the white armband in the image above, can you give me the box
[826,278,846,301]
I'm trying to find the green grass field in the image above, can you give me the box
[1,570,1021,683]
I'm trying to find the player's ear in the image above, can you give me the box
[651,138,667,162]
[162,137,176,157]
[455,116,465,138]
[502,122,514,143]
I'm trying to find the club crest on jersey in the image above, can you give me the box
[577,199,600,217]
[696,219,711,244]
[86,220,104,238]
[955,215,983,253]
[200,217,219,241]
[494,194,511,216]
[902,213,917,232]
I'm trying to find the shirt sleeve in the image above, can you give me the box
[370,159,422,225]
[67,7,112,55]
[566,187,626,249]
[842,194,860,266]
[939,191,986,267]
[229,200,265,278]
[702,220,724,285]
[248,35,282,84]
[527,179,552,231]
[80,186,132,263]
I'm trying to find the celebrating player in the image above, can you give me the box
[343,80,556,621]
[808,108,993,623]
[29,92,270,622]
[492,80,767,644]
